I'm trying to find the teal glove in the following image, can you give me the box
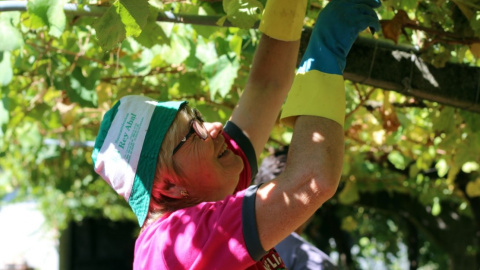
[299,0,381,75]
[281,0,381,128]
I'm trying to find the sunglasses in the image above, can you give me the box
[172,108,208,156]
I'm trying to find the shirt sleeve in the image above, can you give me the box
[242,184,268,261]
[224,121,258,191]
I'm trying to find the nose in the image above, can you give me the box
[204,122,223,139]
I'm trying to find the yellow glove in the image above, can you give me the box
[281,71,345,128]
[259,0,308,41]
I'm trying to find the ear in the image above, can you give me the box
[156,177,185,199]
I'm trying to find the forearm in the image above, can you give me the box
[256,115,344,251]
[231,35,299,157]
[248,35,299,93]
[287,115,344,199]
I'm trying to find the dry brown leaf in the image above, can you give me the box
[470,43,480,58]
[452,0,475,20]
[380,92,401,133]
[380,10,417,44]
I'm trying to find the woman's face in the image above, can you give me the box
[172,109,244,202]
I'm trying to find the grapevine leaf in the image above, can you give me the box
[0,96,9,136]
[196,40,218,64]
[135,8,168,48]
[94,0,149,51]
[202,55,240,99]
[0,52,13,86]
[0,13,23,51]
[27,0,66,38]
[380,92,401,133]
[460,110,480,132]
[446,163,460,185]
[388,151,407,170]
[466,178,480,198]
[341,216,358,232]
[194,5,221,37]
[432,107,456,133]
[431,197,441,216]
[65,67,100,108]
[179,72,203,95]
[94,4,126,51]
[435,159,449,178]
[116,0,149,37]
[223,0,263,29]
[380,10,416,44]
[216,16,228,27]
[452,0,474,20]
[338,180,360,205]
[162,33,191,65]
[469,43,480,59]
[229,34,243,57]
[398,0,418,10]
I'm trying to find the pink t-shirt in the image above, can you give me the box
[134,122,286,269]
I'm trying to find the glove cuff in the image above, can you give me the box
[281,70,345,128]
[259,0,307,41]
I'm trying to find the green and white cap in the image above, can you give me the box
[91,95,186,227]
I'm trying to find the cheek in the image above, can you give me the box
[221,154,244,173]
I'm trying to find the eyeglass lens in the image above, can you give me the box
[192,120,208,140]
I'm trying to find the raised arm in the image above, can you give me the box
[230,0,307,158]
[254,0,382,251]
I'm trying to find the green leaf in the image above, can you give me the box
[223,0,263,29]
[387,151,407,170]
[162,32,191,65]
[216,15,228,27]
[399,0,418,10]
[196,40,218,64]
[229,34,243,57]
[0,13,23,51]
[466,178,480,198]
[431,197,441,216]
[135,8,168,48]
[94,4,126,51]
[0,96,9,137]
[202,55,239,99]
[94,0,149,51]
[338,180,360,205]
[27,0,66,38]
[435,159,449,178]
[193,5,221,38]
[460,110,480,132]
[0,52,13,86]
[341,216,358,232]
[65,67,99,108]
[179,72,203,95]
[195,104,227,123]
[116,0,150,37]
[432,107,456,132]
[462,162,479,173]
[215,37,232,57]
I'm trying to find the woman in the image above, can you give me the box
[92,0,380,268]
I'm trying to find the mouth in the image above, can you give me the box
[217,143,228,158]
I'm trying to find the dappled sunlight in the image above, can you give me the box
[391,50,439,88]
[312,131,325,143]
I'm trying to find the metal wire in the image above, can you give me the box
[359,38,378,85]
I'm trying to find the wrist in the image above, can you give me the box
[298,48,344,76]
[259,0,308,41]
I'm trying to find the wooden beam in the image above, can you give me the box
[304,31,480,113]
